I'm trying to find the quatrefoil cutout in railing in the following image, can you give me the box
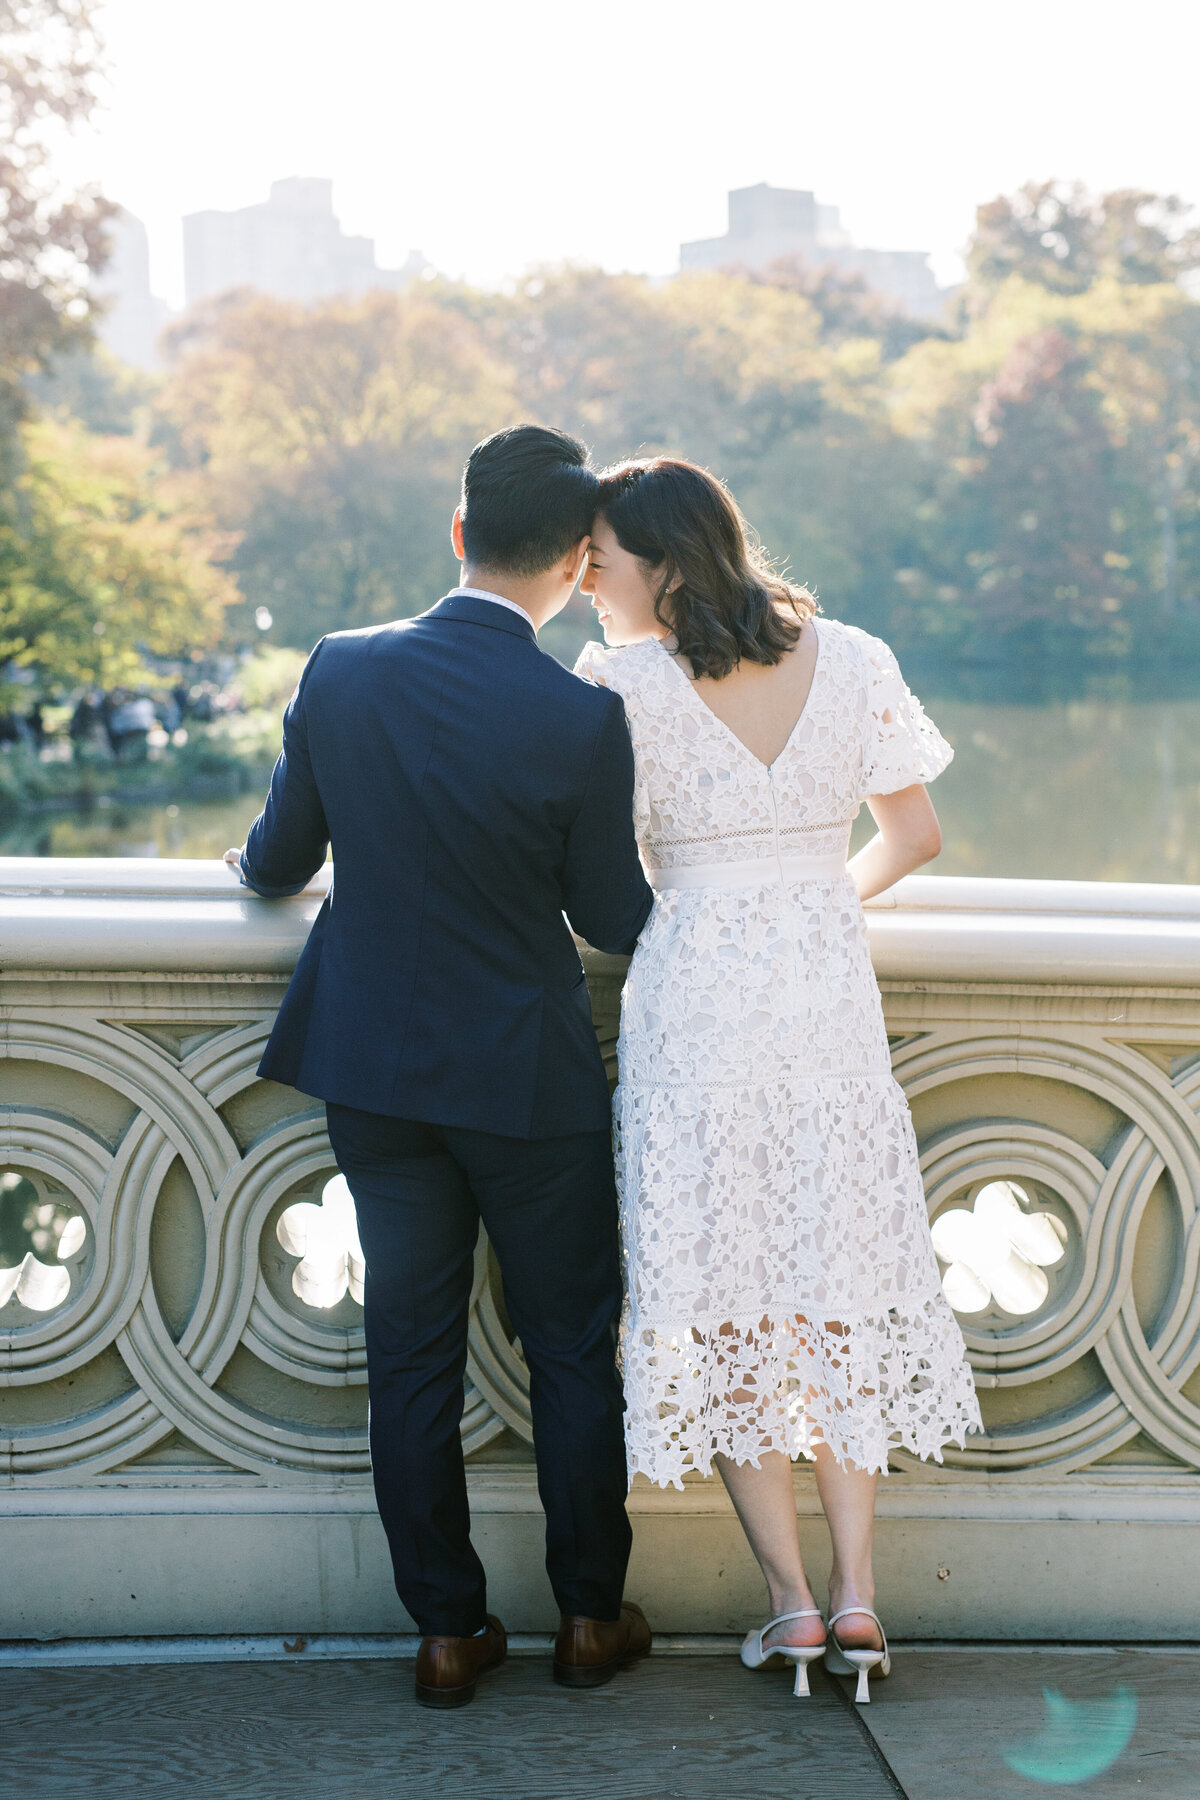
[0,1170,88,1314]
[931,1180,1068,1316]
[276,1174,364,1310]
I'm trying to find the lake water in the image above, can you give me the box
[4,695,1200,885]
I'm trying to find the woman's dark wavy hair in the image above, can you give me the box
[596,457,817,679]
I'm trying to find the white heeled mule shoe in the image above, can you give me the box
[823,1606,890,1702]
[739,1608,826,1698]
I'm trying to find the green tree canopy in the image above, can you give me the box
[156,289,519,642]
[154,271,921,650]
[0,419,239,691]
[40,177,1184,673]
[968,181,1200,297]
[889,274,1200,647]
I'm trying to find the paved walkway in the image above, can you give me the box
[2,1645,1195,1798]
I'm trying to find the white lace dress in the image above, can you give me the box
[575,619,982,1487]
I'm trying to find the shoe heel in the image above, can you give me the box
[553,1658,617,1689]
[825,1607,890,1704]
[415,1678,477,1709]
[790,1653,817,1698]
[840,1650,885,1703]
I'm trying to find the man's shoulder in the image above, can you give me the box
[305,618,617,718]
[302,616,439,684]
[315,618,420,657]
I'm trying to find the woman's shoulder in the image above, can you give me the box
[816,617,902,681]
[573,636,663,692]
[817,616,890,656]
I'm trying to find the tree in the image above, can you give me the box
[157,271,899,653]
[157,289,520,646]
[963,325,1123,638]
[230,444,459,647]
[447,267,682,464]
[968,181,1200,297]
[160,288,515,477]
[148,236,1200,672]
[0,419,239,690]
[749,255,942,362]
[890,273,1200,651]
[466,265,831,478]
[1077,280,1200,617]
[0,1,114,462]
[27,339,153,435]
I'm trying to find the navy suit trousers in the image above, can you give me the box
[325,1103,632,1636]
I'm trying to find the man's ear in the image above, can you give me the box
[565,535,591,584]
[451,505,466,561]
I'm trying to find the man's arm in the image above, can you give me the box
[233,641,330,898]
[561,694,653,955]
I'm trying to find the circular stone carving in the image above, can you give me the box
[890,1029,1200,1474]
[931,1177,1069,1318]
[0,1164,91,1324]
[921,1124,1100,1376]
[182,1028,522,1455]
[0,1112,142,1383]
[1,1015,527,1477]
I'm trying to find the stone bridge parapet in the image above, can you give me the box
[2,861,1200,1640]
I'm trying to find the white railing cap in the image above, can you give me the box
[866,874,1200,920]
[0,858,331,899]
[1,859,1199,986]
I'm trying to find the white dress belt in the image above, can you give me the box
[650,851,849,891]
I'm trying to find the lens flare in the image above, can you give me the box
[1002,1685,1137,1785]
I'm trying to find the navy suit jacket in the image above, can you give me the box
[242,593,654,1138]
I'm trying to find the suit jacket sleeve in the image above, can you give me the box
[562,692,654,956]
[240,640,330,899]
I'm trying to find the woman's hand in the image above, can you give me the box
[223,847,245,877]
[848,784,942,903]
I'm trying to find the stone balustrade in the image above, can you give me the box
[2,859,1200,1641]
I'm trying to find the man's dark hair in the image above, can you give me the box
[460,424,599,577]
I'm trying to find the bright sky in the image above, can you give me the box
[66,0,1200,308]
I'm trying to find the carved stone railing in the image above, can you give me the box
[3,860,1200,1641]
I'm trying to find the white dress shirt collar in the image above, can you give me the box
[448,586,535,630]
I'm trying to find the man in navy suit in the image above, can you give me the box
[228,425,654,1707]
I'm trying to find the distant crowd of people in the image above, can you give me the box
[0,678,239,763]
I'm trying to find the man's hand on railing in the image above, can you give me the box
[224,847,248,885]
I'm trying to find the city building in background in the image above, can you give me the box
[182,177,427,309]
[93,209,171,369]
[681,182,946,317]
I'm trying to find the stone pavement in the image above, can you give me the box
[1,1644,1196,1799]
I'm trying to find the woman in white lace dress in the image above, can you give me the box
[575,458,980,1700]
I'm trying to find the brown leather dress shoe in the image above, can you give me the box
[553,1601,652,1688]
[415,1613,507,1709]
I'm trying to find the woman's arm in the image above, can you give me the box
[848,782,943,902]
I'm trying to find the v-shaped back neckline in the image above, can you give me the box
[655,620,824,774]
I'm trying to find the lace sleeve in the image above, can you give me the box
[859,633,953,797]
[573,639,612,687]
[572,639,653,846]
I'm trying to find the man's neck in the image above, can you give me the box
[458,567,566,632]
